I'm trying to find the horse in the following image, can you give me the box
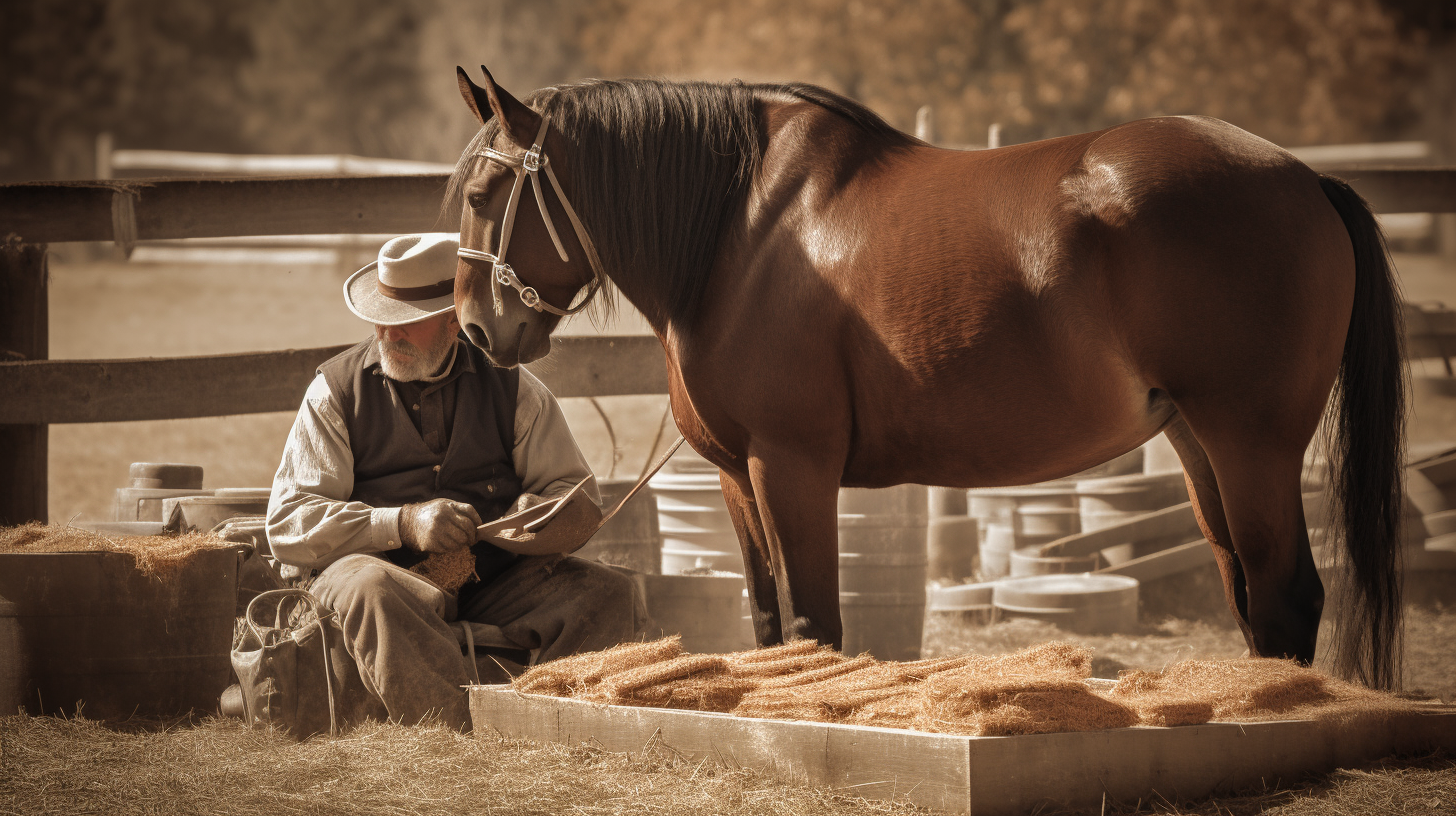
[446,65,1406,689]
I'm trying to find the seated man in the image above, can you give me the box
[266,232,643,730]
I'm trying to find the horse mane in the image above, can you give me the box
[443,78,913,326]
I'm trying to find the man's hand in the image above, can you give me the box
[400,499,483,553]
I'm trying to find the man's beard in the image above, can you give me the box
[377,331,457,381]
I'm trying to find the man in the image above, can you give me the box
[266,232,642,730]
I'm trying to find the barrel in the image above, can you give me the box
[927,515,978,583]
[640,573,754,653]
[574,479,661,574]
[837,485,927,661]
[0,547,242,718]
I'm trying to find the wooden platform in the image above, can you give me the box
[470,686,1456,815]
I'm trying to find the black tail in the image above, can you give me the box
[1318,174,1405,690]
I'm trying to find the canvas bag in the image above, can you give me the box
[231,588,385,740]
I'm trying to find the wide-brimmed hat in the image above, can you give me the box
[344,233,460,326]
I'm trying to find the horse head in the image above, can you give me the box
[451,66,602,367]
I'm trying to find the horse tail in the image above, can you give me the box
[1317,173,1405,690]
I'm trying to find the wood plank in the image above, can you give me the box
[0,335,669,424]
[469,687,1456,816]
[527,335,668,399]
[0,345,351,423]
[1324,167,1456,214]
[0,241,48,524]
[1095,539,1213,582]
[471,687,972,812]
[0,176,450,243]
[1039,503,1201,559]
[1,168,1452,246]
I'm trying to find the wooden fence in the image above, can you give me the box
[2,167,1455,525]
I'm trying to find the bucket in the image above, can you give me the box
[927,515,978,583]
[837,485,927,661]
[575,479,661,574]
[1008,546,1099,577]
[979,522,1016,579]
[652,469,743,574]
[641,573,754,653]
[1012,506,1080,538]
[0,547,242,718]
[992,573,1140,634]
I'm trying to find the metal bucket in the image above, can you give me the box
[837,485,927,661]
[640,573,754,653]
[575,479,661,574]
[0,547,242,718]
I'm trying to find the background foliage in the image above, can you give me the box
[0,0,1448,182]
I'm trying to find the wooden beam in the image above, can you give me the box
[0,168,1452,247]
[0,336,669,424]
[0,175,451,244]
[1324,167,1456,213]
[0,241,48,525]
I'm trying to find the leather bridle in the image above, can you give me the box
[456,118,605,317]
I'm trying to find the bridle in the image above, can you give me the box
[457,117,605,317]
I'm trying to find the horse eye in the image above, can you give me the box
[466,192,489,210]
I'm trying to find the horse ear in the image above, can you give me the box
[471,64,540,149]
[456,65,494,126]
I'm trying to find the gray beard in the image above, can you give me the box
[377,333,457,382]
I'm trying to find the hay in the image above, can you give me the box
[410,548,477,592]
[1110,657,1419,726]
[512,637,1425,739]
[0,522,237,580]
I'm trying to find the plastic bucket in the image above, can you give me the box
[0,547,242,718]
[979,522,1016,579]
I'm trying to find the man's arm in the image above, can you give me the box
[512,368,602,507]
[266,374,405,569]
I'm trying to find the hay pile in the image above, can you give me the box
[0,522,238,580]
[410,548,477,591]
[511,637,1421,737]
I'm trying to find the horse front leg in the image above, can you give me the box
[719,470,782,646]
[743,444,843,648]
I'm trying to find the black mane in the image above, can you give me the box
[444,78,912,326]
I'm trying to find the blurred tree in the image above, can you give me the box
[577,0,1425,148]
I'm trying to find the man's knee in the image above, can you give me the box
[555,557,639,607]
[311,554,449,619]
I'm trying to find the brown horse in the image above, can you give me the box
[447,66,1406,688]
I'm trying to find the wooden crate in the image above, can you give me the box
[470,686,1456,815]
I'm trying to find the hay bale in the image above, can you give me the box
[0,522,236,581]
[514,637,684,695]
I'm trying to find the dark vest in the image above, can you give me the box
[318,336,523,589]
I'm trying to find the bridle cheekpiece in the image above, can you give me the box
[457,117,604,317]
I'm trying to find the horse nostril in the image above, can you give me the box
[463,323,489,352]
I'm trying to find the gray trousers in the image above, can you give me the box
[310,553,645,731]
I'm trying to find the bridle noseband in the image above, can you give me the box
[457,117,605,317]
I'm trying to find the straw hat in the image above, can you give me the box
[344,233,460,326]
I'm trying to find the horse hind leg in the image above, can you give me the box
[1163,413,1323,663]
[719,471,784,645]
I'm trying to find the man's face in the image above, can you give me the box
[375,311,460,381]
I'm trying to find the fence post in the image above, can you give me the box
[1,239,49,525]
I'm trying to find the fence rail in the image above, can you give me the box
[2,165,1455,524]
